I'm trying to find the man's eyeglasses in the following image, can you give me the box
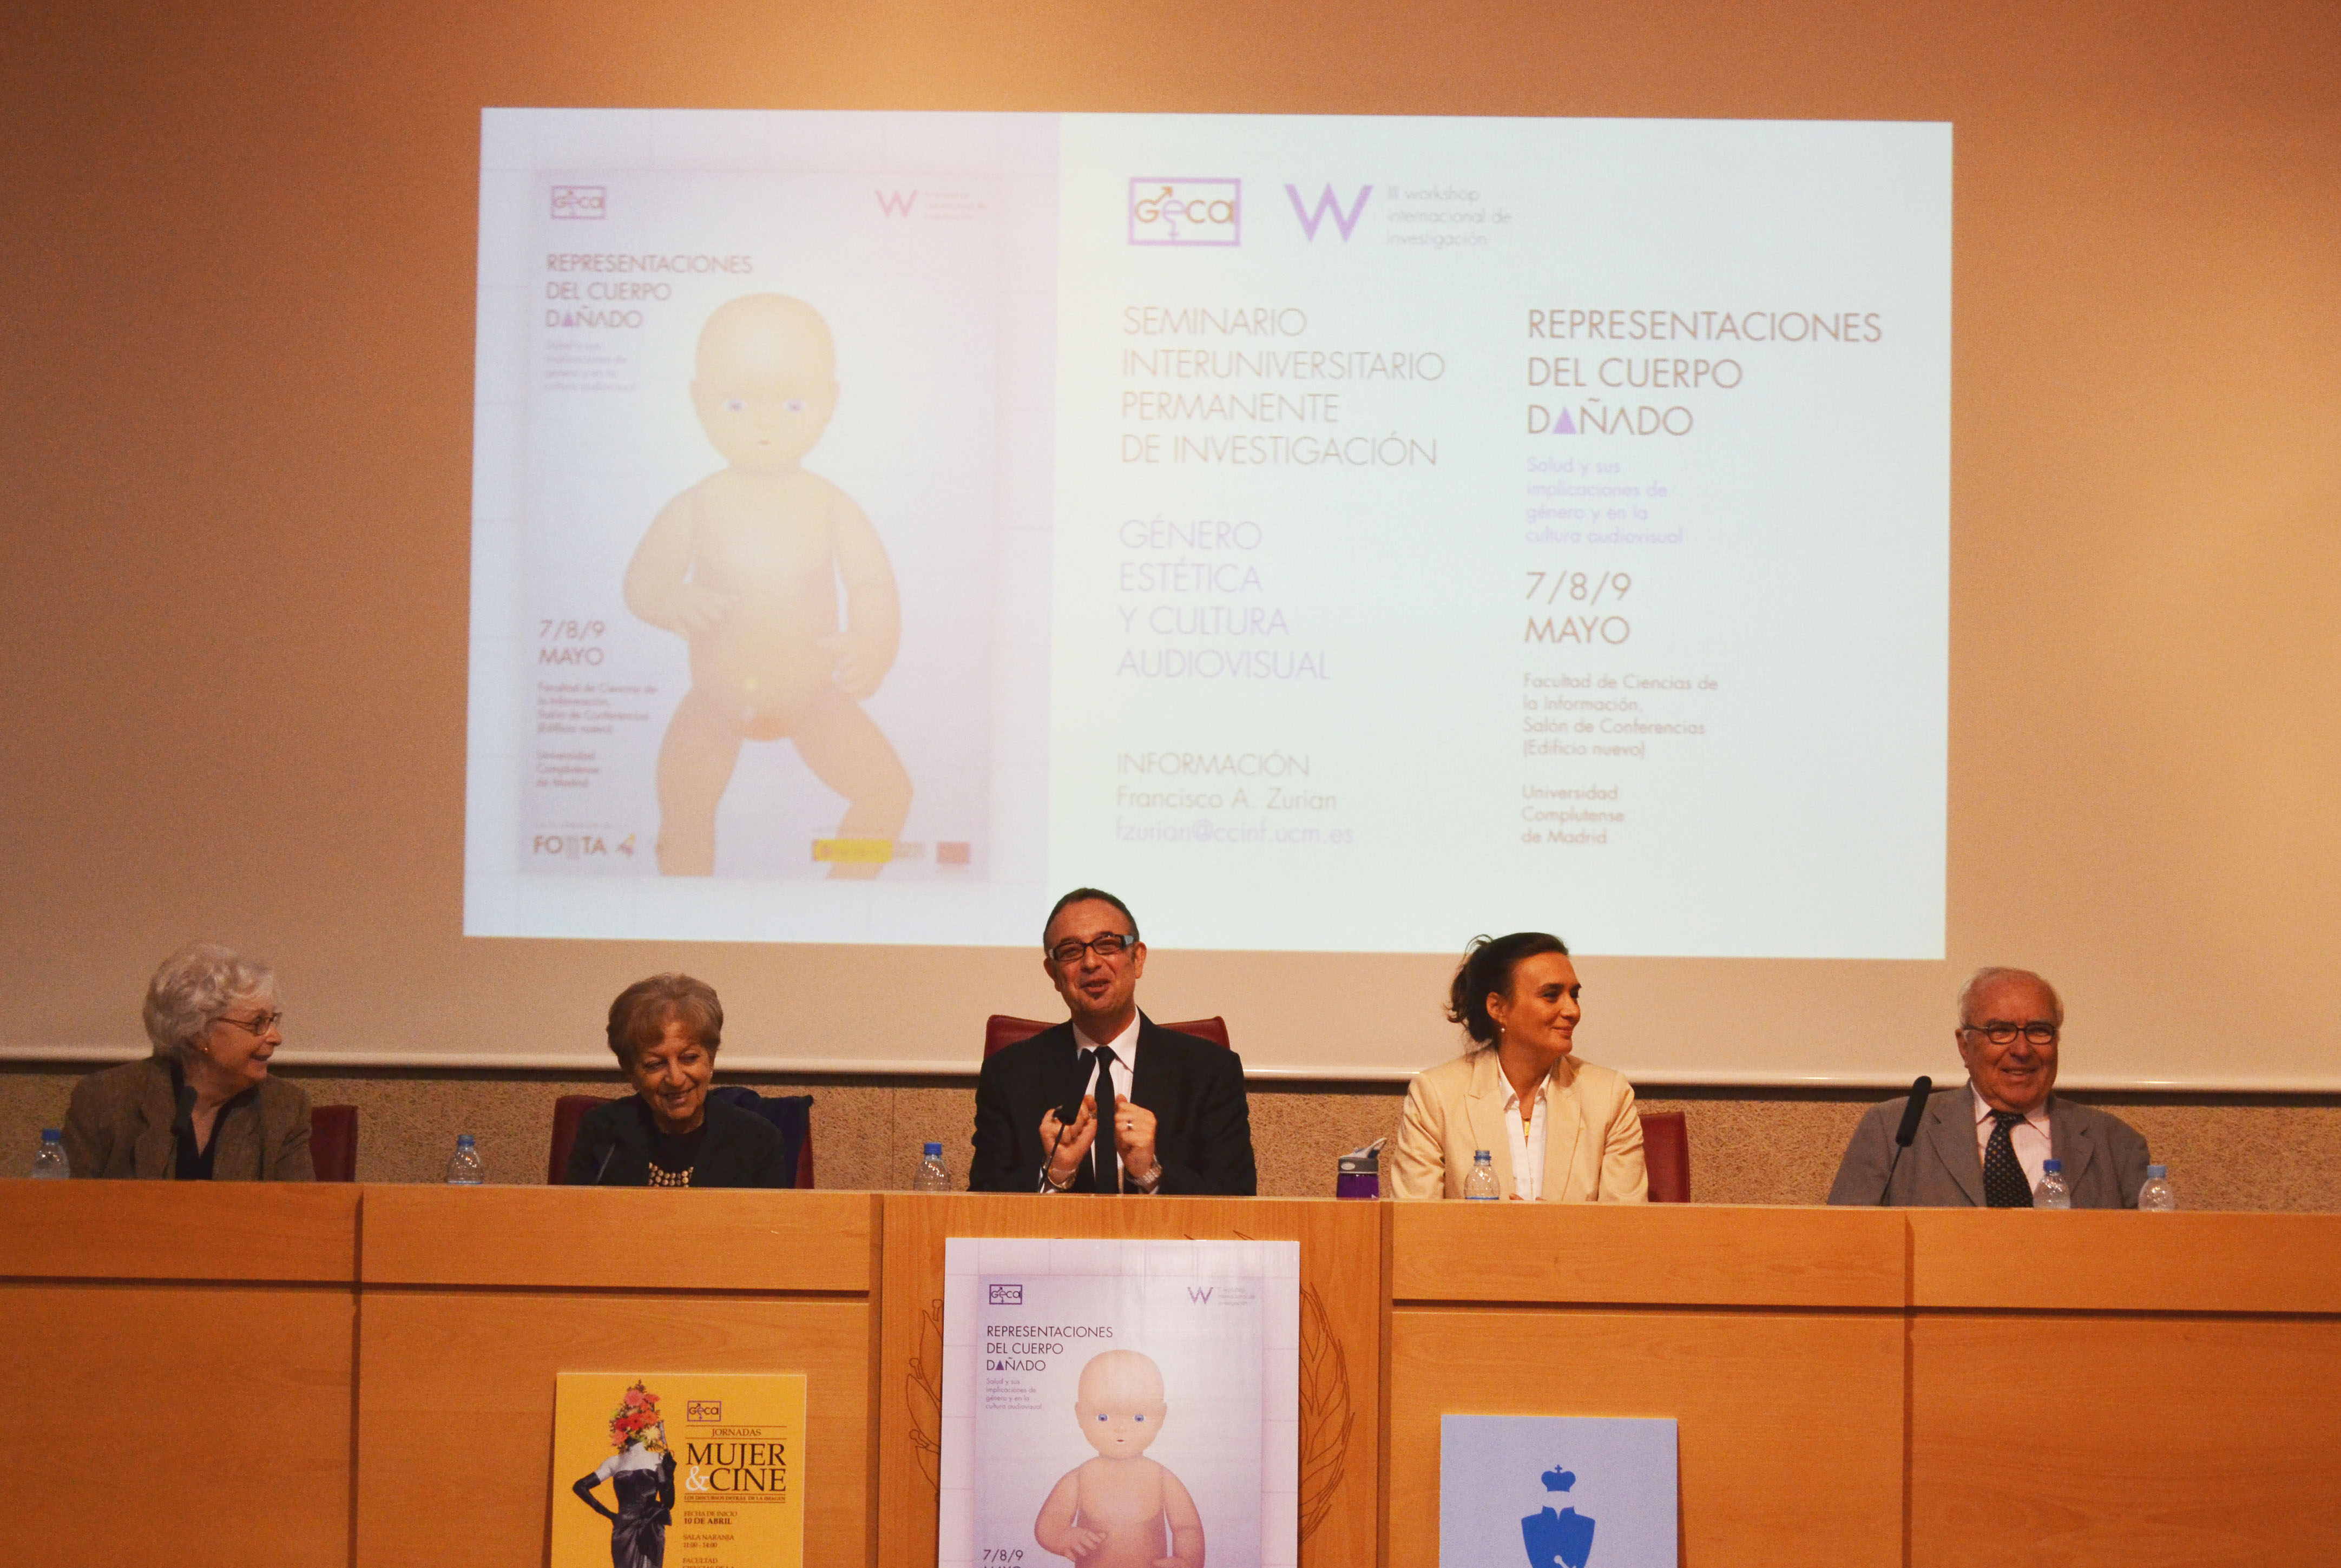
[1959,1021,2058,1046]
[215,1011,283,1036]
[1047,933,1137,966]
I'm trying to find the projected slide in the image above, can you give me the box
[466,110,1948,957]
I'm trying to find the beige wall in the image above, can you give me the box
[8,1063,2336,1208]
[4,5,2339,1108]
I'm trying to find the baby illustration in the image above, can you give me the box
[623,293,912,879]
[1035,1349,1205,1568]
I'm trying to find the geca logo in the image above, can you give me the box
[550,185,606,220]
[1129,179,1241,246]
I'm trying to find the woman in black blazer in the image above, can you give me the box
[564,973,793,1188]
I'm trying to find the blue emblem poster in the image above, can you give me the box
[1439,1414,1678,1568]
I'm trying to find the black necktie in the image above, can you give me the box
[1092,1046,1120,1194]
[1982,1110,2032,1208]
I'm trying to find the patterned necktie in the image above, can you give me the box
[1091,1046,1120,1194]
[1982,1109,2033,1208]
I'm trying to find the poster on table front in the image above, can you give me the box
[550,1371,806,1568]
[938,1237,1300,1568]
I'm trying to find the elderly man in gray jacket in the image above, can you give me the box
[1829,966,2151,1209]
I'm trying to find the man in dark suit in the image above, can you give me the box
[970,888,1257,1195]
[1829,966,2151,1208]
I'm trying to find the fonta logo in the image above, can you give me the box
[1130,179,1240,246]
[532,833,611,859]
[989,1283,1023,1305]
[551,185,606,220]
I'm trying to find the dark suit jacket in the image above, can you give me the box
[970,1016,1258,1195]
[62,1056,314,1181]
[564,1093,795,1188]
[1826,1083,2151,1208]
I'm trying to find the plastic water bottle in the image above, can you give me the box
[2032,1157,2072,1209]
[29,1129,69,1180]
[2138,1163,2178,1211]
[1463,1149,1500,1201]
[912,1142,951,1193]
[444,1133,485,1185]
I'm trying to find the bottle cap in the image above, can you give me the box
[457,1134,476,1147]
[1474,1149,1492,1161]
[40,1129,61,1141]
[2042,1158,2062,1172]
[2147,1164,2167,1178]
[924,1142,943,1157]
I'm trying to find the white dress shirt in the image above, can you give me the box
[1039,1013,1156,1194]
[1970,1083,2053,1193]
[1499,1069,1551,1202]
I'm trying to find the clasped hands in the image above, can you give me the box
[1038,1093,1159,1190]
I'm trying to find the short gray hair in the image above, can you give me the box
[1957,966,2063,1027]
[142,943,277,1061]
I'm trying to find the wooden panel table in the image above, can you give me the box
[0,1181,359,1567]
[1909,1209,2341,1567]
[1389,1202,1908,1568]
[873,1194,1383,1568]
[353,1186,879,1568]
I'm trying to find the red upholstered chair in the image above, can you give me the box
[549,1092,815,1187]
[308,1104,358,1182]
[1641,1110,1690,1203]
[548,1093,613,1185]
[982,1014,1230,1057]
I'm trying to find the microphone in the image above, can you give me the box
[1042,1049,1095,1189]
[1876,1075,1933,1204]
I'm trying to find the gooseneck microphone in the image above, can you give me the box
[1876,1075,1933,1204]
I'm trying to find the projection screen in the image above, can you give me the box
[468,109,1951,983]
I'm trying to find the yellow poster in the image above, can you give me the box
[550,1371,806,1568]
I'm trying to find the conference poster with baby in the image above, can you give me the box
[937,1237,1301,1568]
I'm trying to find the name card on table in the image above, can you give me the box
[551,1371,806,1568]
[1441,1414,1678,1568]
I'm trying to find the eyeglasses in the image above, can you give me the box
[1959,1022,2058,1046]
[215,1011,283,1037]
[1047,933,1138,965]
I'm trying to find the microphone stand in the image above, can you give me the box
[1877,1075,1934,1205]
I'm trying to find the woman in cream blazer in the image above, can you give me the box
[1386,932,1647,1202]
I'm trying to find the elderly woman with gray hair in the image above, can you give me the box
[62,943,314,1180]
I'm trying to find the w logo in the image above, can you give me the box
[876,189,918,217]
[1286,183,1372,241]
[1186,1286,1214,1304]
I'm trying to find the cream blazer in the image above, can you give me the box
[1386,1049,1647,1202]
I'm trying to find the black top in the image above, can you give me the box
[970,1016,1258,1195]
[166,1059,246,1182]
[649,1123,708,1178]
[564,1093,795,1188]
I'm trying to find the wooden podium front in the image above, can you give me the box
[1388,1202,1908,1565]
[8,1183,2339,1567]
[0,1182,359,1566]
[352,1186,879,1568]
